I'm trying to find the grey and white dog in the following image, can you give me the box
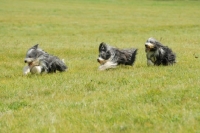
[145,37,176,66]
[97,42,137,70]
[23,44,67,75]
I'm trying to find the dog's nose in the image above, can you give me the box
[97,59,100,62]
[24,60,27,63]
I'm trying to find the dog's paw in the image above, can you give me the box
[23,66,30,75]
[147,60,154,66]
[98,66,106,71]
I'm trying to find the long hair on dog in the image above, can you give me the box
[97,42,137,70]
[23,44,67,75]
[145,37,176,66]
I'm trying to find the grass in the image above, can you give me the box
[0,0,200,132]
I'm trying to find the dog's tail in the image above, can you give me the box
[55,58,68,72]
[123,48,137,66]
[61,59,65,63]
[47,56,68,72]
[129,49,138,65]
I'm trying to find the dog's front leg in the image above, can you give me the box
[99,61,117,70]
[147,59,154,66]
[23,66,30,75]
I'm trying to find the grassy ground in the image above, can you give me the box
[0,0,200,132]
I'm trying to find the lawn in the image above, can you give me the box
[0,0,200,132]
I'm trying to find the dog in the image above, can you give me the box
[23,44,67,75]
[145,37,176,66]
[97,42,137,70]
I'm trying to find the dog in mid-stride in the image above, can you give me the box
[23,44,67,75]
[97,42,137,70]
[145,37,176,66]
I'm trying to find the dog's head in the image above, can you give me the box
[145,37,163,53]
[24,44,45,66]
[97,42,112,65]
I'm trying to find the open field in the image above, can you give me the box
[0,0,200,132]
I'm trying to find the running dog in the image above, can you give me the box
[97,42,137,70]
[23,44,67,75]
[145,37,176,66]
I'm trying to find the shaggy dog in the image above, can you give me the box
[145,37,176,66]
[23,44,67,75]
[97,42,137,70]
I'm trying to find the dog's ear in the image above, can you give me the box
[99,42,106,52]
[32,44,39,49]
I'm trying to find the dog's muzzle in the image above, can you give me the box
[145,44,150,52]
[24,58,40,67]
[145,43,154,52]
[24,59,33,66]
[24,58,34,63]
[97,58,103,64]
[24,60,31,63]
[24,59,31,63]
[145,43,154,48]
[97,57,107,65]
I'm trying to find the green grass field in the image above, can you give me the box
[0,0,200,132]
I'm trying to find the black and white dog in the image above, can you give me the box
[23,44,67,75]
[145,37,176,66]
[97,42,137,70]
